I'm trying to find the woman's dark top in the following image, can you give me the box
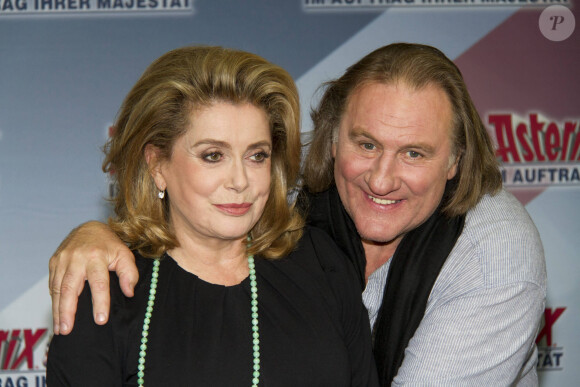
[47,226,378,386]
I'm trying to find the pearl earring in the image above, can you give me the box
[158,190,165,199]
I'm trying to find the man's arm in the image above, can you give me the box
[49,221,138,335]
[393,282,544,386]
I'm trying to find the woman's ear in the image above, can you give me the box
[144,144,166,191]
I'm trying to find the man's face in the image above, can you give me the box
[332,82,458,248]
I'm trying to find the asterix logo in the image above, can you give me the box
[536,307,566,371]
[488,113,580,187]
[0,328,47,370]
[0,328,49,386]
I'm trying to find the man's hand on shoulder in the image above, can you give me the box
[48,221,138,335]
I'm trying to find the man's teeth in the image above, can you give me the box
[369,195,400,205]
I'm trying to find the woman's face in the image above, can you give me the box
[150,101,272,246]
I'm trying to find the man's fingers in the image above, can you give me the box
[51,289,61,335]
[47,221,138,330]
[111,250,138,298]
[57,270,85,335]
[48,256,61,335]
[87,260,112,325]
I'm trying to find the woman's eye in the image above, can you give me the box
[250,152,270,162]
[203,152,222,162]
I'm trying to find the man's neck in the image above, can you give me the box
[363,239,400,282]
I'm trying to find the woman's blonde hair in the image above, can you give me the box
[104,46,303,258]
[304,43,501,217]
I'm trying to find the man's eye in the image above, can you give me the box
[362,143,375,151]
[407,150,421,158]
[203,152,222,162]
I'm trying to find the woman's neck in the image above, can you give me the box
[168,234,250,286]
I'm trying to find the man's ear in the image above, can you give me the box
[447,151,461,180]
[144,144,166,191]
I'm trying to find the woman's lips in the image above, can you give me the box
[214,203,252,216]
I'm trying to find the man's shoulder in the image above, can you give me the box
[468,188,531,225]
[464,189,540,247]
[455,188,546,288]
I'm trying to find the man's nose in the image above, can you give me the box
[365,154,401,195]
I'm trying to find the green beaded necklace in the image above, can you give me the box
[137,255,261,387]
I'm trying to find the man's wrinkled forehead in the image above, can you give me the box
[341,80,454,132]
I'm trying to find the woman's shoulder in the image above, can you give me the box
[105,251,159,308]
[265,225,363,293]
[300,225,342,251]
[127,251,162,294]
[293,226,350,268]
